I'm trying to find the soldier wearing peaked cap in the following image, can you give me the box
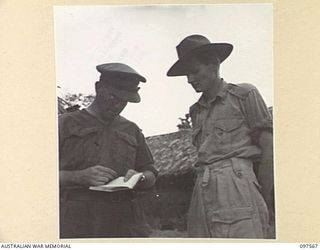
[167,35,274,238]
[59,63,157,238]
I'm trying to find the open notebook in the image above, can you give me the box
[89,172,143,192]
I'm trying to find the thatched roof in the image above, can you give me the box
[268,106,273,118]
[57,97,81,114]
[146,129,197,176]
[58,97,68,114]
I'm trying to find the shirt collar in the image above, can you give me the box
[197,79,228,108]
[84,108,119,126]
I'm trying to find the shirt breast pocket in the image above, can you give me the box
[213,118,244,153]
[61,127,99,170]
[112,130,138,172]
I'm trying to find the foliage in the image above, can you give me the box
[57,90,95,114]
[63,93,95,109]
[177,113,192,129]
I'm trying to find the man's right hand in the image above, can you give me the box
[76,165,118,186]
[60,165,118,187]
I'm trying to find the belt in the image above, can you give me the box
[61,188,138,203]
[196,158,252,187]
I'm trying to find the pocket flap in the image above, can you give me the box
[214,119,243,132]
[210,207,253,224]
[69,127,99,137]
[115,130,138,147]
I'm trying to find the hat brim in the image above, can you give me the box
[107,71,146,83]
[167,43,233,76]
[107,86,141,103]
[123,72,146,83]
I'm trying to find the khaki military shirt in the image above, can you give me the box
[190,80,272,167]
[59,109,156,183]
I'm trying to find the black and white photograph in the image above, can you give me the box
[55,4,274,239]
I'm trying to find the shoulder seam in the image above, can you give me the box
[117,115,141,131]
[227,83,256,99]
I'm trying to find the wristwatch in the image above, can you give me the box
[140,174,146,182]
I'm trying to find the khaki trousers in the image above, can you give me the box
[188,158,269,238]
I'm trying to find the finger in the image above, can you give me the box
[124,171,133,182]
[123,173,130,182]
[91,167,116,178]
[124,170,136,182]
[97,175,115,183]
[90,180,107,186]
[104,168,118,177]
[94,166,118,177]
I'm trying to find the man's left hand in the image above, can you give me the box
[124,169,156,190]
[124,169,139,182]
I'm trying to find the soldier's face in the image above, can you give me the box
[98,87,128,117]
[185,59,218,93]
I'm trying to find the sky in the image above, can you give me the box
[54,4,273,136]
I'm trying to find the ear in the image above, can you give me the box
[95,81,102,92]
[211,62,220,75]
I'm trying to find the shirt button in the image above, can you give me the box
[237,172,243,178]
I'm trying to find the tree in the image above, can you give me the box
[57,89,95,114]
[64,93,95,109]
[177,113,192,130]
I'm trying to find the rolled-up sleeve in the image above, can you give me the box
[240,87,273,133]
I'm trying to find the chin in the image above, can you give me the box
[194,88,203,93]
